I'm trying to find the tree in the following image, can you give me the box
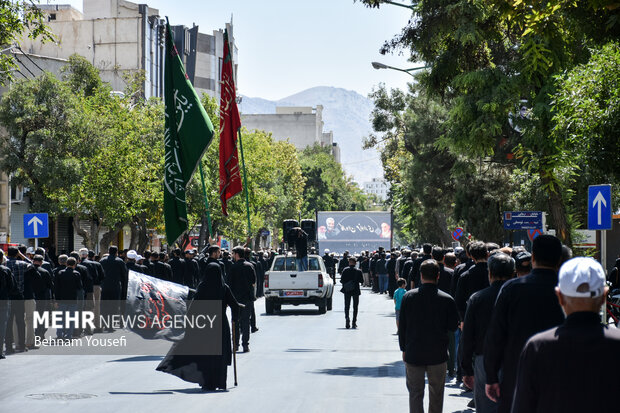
[552,42,620,226]
[0,72,93,213]
[180,95,306,250]
[359,0,620,245]
[0,0,53,85]
[298,144,371,216]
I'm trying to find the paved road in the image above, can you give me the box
[0,287,473,413]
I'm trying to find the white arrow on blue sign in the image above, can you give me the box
[23,213,49,238]
[587,185,612,230]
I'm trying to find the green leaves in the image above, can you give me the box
[0,0,54,86]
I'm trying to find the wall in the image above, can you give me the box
[242,113,320,149]
[21,0,163,97]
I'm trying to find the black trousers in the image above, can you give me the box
[5,298,25,349]
[234,303,251,347]
[344,293,359,321]
[249,301,256,329]
[35,299,50,338]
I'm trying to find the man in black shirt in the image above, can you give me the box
[399,259,459,413]
[31,255,54,342]
[408,244,432,289]
[0,250,15,358]
[168,248,186,284]
[461,253,514,413]
[294,228,308,271]
[340,257,364,329]
[484,235,564,413]
[323,249,336,282]
[455,241,489,321]
[228,246,255,352]
[512,257,620,413]
[54,257,83,339]
[100,246,129,333]
[387,252,398,297]
[183,249,200,288]
[83,250,105,332]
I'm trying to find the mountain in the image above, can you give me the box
[239,86,382,184]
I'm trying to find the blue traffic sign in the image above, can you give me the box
[503,211,544,230]
[588,184,612,230]
[23,213,49,238]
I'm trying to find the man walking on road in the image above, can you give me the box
[461,253,515,413]
[512,257,620,413]
[399,259,459,413]
[484,235,565,413]
[228,246,255,353]
[340,256,364,329]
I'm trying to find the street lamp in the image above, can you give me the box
[381,1,416,10]
[371,61,429,76]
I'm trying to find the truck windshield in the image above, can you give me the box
[272,257,321,271]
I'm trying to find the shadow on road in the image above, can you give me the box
[109,391,174,395]
[261,309,323,316]
[310,360,405,378]
[107,356,164,363]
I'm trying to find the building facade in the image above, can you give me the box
[3,0,236,253]
[20,0,165,98]
[363,178,389,202]
[241,105,341,160]
[171,22,237,101]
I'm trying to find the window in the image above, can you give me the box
[49,13,56,21]
[308,257,320,271]
[272,257,297,271]
[10,184,23,203]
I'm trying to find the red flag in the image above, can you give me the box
[218,29,242,216]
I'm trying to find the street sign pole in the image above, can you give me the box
[601,229,607,275]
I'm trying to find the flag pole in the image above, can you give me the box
[198,162,213,238]
[237,129,252,237]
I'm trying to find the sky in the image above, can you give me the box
[42,0,416,100]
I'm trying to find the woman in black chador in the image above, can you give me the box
[157,262,241,390]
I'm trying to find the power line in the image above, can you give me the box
[341,156,381,166]
[13,54,35,78]
[15,46,44,73]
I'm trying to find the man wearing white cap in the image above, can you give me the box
[511,257,620,412]
[125,250,144,274]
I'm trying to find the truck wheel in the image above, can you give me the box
[327,296,333,311]
[265,298,274,315]
[318,298,327,314]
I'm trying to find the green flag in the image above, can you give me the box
[163,20,214,245]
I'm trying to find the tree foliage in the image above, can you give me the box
[0,0,53,85]
[0,55,370,251]
[360,0,620,245]
[298,144,371,217]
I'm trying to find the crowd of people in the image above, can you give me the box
[0,244,276,353]
[349,236,620,413]
[3,235,620,408]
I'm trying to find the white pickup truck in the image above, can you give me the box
[264,254,334,314]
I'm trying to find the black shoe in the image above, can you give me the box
[251,327,259,333]
[345,320,350,329]
[352,322,357,329]
[467,399,476,408]
[0,353,5,359]
[243,346,250,353]
[201,385,217,391]
[26,344,39,350]
[14,346,27,353]
[5,347,15,355]
[93,328,103,333]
